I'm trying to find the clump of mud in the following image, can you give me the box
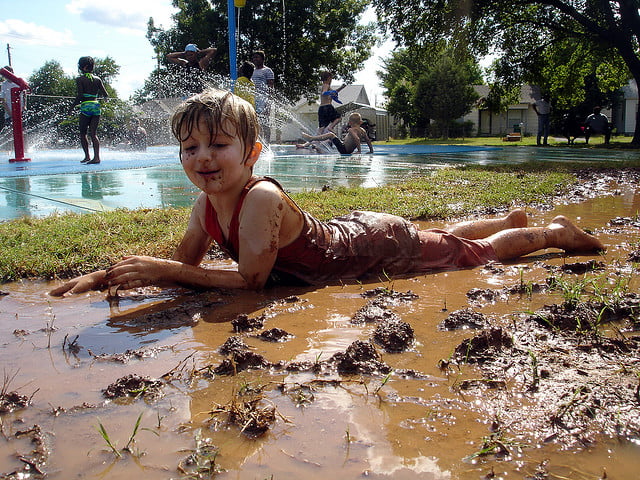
[372,319,415,352]
[218,336,249,355]
[210,398,277,437]
[330,340,391,375]
[214,351,275,375]
[361,287,419,304]
[257,328,293,342]
[89,346,173,363]
[545,259,606,274]
[351,298,400,324]
[0,390,30,413]
[102,374,164,400]
[231,313,265,332]
[439,308,489,330]
[453,327,514,364]
[628,250,640,263]
[609,215,640,228]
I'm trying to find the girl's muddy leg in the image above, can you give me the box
[447,209,528,240]
[486,215,605,261]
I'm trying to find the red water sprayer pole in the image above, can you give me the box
[0,67,31,162]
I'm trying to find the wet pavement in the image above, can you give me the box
[1,144,638,222]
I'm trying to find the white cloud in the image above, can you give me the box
[66,0,176,32]
[0,19,75,47]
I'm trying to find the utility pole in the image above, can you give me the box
[6,44,12,68]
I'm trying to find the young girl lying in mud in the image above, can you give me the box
[49,89,605,296]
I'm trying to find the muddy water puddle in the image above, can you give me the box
[1,182,640,479]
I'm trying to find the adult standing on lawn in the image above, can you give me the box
[250,50,275,143]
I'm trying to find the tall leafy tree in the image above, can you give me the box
[26,60,75,135]
[373,0,640,143]
[414,57,479,138]
[379,45,481,136]
[139,0,377,103]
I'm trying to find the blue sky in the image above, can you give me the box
[0,1,390,103]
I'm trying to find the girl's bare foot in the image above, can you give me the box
[547,215,605,252]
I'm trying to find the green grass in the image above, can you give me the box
[0,157,639,283]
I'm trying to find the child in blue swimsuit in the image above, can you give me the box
[71,56,108,164]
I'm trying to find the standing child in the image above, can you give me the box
[49,89,605,296]
[71,57,109,164]
[302,112,374,154]
[317,71,345,133]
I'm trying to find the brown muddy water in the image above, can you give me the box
[1,176,639,480]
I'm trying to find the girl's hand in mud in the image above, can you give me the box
[104,256,177,290]
[48,270,108,297]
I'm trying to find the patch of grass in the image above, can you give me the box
[0,207,190,282]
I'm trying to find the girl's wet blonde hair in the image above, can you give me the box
[171,88,260,162]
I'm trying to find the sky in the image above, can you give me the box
[0,1,392,106]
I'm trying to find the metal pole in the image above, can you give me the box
[228,0,237,89]
[0,66,30,162]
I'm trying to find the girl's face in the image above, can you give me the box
[179,119,260,196]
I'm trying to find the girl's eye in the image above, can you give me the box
[183,145,197,153]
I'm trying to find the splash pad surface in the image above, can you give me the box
[0,144,636,222]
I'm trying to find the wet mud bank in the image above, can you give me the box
[1,168,639,479]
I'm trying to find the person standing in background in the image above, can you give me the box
[532,94,551,146]
[250,50,275,142]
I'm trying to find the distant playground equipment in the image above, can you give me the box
[0,66,31,162]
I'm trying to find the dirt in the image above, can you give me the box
[1,168,640,479]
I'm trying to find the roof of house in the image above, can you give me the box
[473,84,541,105]
[294,84,370,108]
[135,98,185,119]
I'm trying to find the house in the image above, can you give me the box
[618,79,638,135]
[464,84,542,137]
[279,84,390,143]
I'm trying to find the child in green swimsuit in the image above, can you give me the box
[71,56,108,164]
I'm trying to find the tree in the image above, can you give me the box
[139,0,377,103]
[373,0,640,144]
[414,57,479,138]
[26,61,76,139]
[379,45,481,137]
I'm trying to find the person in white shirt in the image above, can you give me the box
[250,50,275,142]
